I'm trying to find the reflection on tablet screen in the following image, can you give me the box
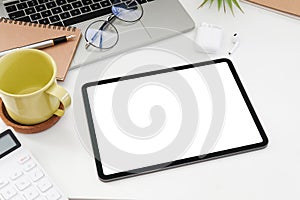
[83,59,267,180]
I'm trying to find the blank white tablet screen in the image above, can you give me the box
[87,62,263,175]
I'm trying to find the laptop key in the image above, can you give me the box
[63,7,111,26]
[41,10,51,17]
[35,4,46,12]
[100,0,111,7]
[62,4,72,11]
[56,0,67,5]
[82,0,93,5]
[16,16,31,22]
[70,8,81,16]
[137,0,147,4]
[17,2,28,10]
[51,7,63,14]
[46,1,57,9]
[5,5,17,13]
[4,1,20,7]
[30,12,41,20]
[110,0,121,4]
[27,0,38,7]
[8,10,25,19]
[80,6,91,13]
[72,1,83,8]
[49,15,60,23]
[25,7,36,15]
[90,3,101,10]
[38,18,50,24]
[60,12,70,19]
[38,0,48,4]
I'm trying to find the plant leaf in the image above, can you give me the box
[223,0,226,13]
[217,0,222,11]
[209,0,214,7]
[232,0,244,13]
[198,0,210,8]
[226,0,234,15]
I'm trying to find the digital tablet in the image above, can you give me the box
[82,58,268,182]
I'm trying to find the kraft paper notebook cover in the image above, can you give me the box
[246,0,300,17]
[0,18,81,81]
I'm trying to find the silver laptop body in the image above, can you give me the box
[0,0,195,69]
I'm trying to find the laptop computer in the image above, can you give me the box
[0,0,195,69]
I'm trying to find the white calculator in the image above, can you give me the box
[0,129,67,200]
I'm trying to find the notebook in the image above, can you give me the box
[245,0,300,17]
[0,18,81,81]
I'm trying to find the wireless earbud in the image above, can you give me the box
[229,33,240,55]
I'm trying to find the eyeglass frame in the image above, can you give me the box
[84,1,144,50]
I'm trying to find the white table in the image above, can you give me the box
[2,1,300,199]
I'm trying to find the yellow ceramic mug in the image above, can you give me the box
[0,49,71,125]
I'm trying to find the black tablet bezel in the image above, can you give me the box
[82,58,268,182]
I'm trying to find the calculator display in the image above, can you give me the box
[0,130,20,159]
[0,134,17,156]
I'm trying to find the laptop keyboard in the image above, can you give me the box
[4,0,154,26]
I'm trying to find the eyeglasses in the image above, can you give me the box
[85,0,144,50]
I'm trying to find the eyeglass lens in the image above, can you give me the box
[111,0,143,22]
[85,20,119,49]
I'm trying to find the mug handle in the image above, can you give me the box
[46,84,71,117]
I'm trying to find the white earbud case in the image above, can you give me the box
[194,23,223,54]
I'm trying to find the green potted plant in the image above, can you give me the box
[199,0,244,15]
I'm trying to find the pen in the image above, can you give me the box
[0,35,76,57]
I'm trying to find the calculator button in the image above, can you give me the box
[0,179,9,189]
[23,187,39,200]
[1,186,17,200]
[18,154,31,164]
[37,178,52,192]
[35,196,47,200]
[11,194,25,200]
[29,168,44,182]
[10,171,23,181]
[23,160,36,172]
[45,189,61,200]
[15,177,31,191]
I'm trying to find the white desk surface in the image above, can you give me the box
[2,0,300,199]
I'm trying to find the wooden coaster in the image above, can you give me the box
[0,98,62,134]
